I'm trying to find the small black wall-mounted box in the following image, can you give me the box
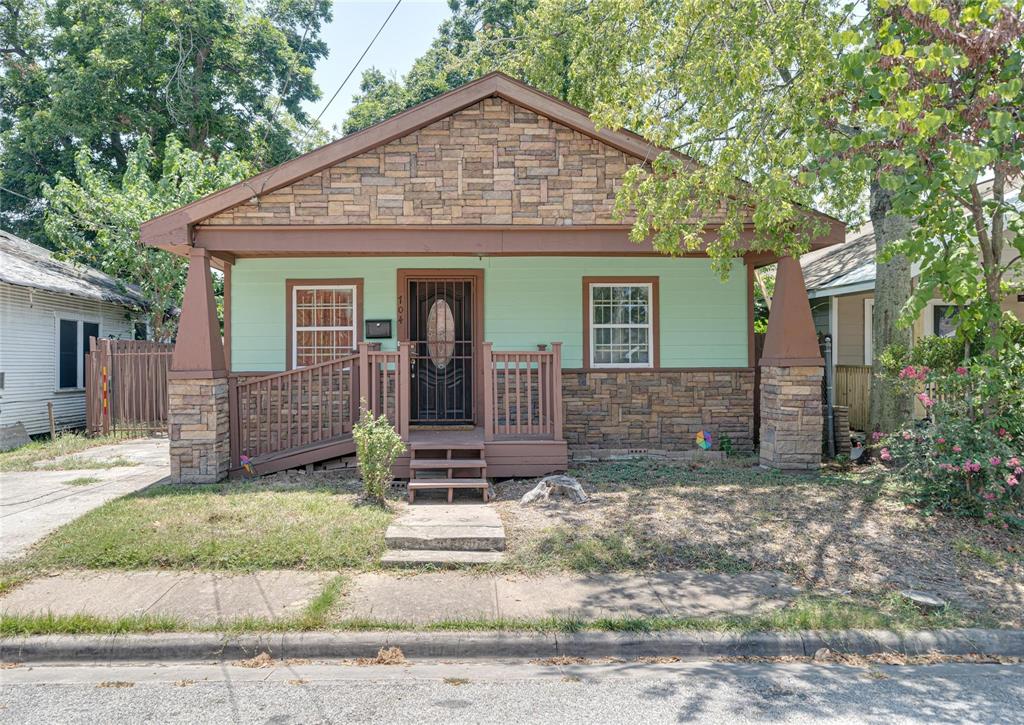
[365,319,392,339]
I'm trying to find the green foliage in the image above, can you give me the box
[1,0,332,242]
[513,0,863,274]
[878,344,1024,520]
[43,136,254,340]
[827,0,1024,346]
[343,0,538,134]
[352,403,406,504]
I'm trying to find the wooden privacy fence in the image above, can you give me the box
[835,365,872,431]
[86,337,173,436]
[483,342,563,440]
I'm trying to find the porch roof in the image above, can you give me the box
[140,72,845,262]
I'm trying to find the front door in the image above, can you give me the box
[405,276,477,425]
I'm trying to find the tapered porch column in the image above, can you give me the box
[168,247,229,483]
[759,256,824,470]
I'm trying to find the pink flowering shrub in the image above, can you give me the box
[877,342,1024,521]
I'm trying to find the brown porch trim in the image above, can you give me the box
[581,276,661,370]
[284,278,365,370]
[223,263,231,372]
[189,224,845,258]
[397,269,485,424]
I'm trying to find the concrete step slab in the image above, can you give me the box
[385,525,506,552]
[380,549,505,567]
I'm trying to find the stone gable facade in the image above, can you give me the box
[202,97,641,227]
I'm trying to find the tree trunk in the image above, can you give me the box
[868,179,914,433]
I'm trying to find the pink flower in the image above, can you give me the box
[989,456,1001,467]
[961,459,981,473]
[1016,467,1024,477]
[1007,475,1020,487]
[903,431,913,440]
[917,392,935,408]
[956,366,968,376]
[983,492,996,500]
[1007,457,1020,468]
[998,428,1008,438]
[936,437,946,444]
[872,431,883,442]
[880,448,892,462]
[952,445,962,453]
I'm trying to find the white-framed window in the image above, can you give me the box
[291,285,357,368]
[863,298,874,366]
[925,300,958,338]
[588,282,654,368]
[55,316,101,391]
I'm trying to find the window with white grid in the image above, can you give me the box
[589,283,653,367]
[292,285,357,368]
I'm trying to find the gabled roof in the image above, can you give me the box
[0,229,148,308]
[141,71,845,251]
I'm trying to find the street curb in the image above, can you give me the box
[2,628,1022,664]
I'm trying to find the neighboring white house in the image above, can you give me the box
[0,230,148,435]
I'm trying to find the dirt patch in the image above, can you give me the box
[234,652,276,668]
[491,458,1024,626]
[354,646,407,666]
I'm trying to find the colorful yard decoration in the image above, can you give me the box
[696,430,712,450]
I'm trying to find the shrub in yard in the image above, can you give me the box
[877,343,1024,522]
[352,403,406,504]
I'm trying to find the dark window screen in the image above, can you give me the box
[82,322,99,384]
[58,319,78,388]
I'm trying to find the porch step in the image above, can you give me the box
[409,458,487,470]
[380,549,504,567]
[410,442,484,452]
[407,479,491,503]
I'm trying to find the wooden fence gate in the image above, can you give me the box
[86,337,174,436]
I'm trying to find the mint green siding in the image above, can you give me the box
[229,256,748,371]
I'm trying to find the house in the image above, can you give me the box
[801,199,1023,429]
[0,230,148,436]
[141,73,844,488]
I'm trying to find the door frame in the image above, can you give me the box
[396,269,485,425]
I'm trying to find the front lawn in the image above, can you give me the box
[9,478,392,573]
[493,457,1024,627]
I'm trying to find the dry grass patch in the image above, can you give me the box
[492,457,1023,627]
[354,646,406,665]
[0,433,134,472]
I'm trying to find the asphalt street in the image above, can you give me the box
[1,659,1021,724]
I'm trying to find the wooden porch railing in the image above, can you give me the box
[483,342,563,441]
[229,353,360,462]
[358,342,411,441]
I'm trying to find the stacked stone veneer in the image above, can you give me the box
[202,98,640,227]
[759,366,823,470]
[168,377,230,483]
[562,370,755,454]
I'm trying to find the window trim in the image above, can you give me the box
[285,278,364,369]
[925,299,957,338]
[53,314,102,392]
[863,298,873,366]
[582,276,660,370]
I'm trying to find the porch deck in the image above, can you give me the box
[228,342,568,478]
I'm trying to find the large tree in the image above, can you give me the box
[1,0,332,243]
[832,0,1024,352]
[43,136,254,341]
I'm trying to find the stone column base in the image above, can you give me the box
[759,365,823,471]
[168,376,229,483]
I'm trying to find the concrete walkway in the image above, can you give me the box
[0,571,334,623]
[340,571,799,624]
[382,502,506,566]
[0,438,169,560]
[0,569,799,626]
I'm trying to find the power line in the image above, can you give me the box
[298,0,403,148]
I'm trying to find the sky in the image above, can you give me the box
[303,1,453,134]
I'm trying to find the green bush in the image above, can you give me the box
[352,403,406,504]
[877,343,1024,521]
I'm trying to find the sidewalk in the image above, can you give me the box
[0,569,798,625]
[1,438,169,560]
